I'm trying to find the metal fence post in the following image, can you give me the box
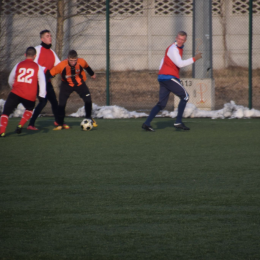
[249,0,253,109]
[106,0,110,106]
[192,0,213,79]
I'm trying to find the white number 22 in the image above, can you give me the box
[17,68,34,83]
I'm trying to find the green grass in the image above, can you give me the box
[1,117,260,260]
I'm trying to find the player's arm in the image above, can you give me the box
[167,46,194,68]
[83,60,96,79]
[85,66,96,79]
[8,63,18,88]
[37,65,47,98]
[34,46,41,64]
[159,58,164,70]
[52,49,61,66]
[45,61,63,81]
[45,70,53,82]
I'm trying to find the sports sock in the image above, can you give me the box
[56,105,65,126]
[144,104,161,126]
[0,114,9,134]
[19,110,33,127]
[176,99,187,124]
[84,102,92,119]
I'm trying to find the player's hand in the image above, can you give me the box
[194,52,202,61]
[91,74,96,79]
[38,96,46,103]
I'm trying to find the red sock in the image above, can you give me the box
[0,114,9,134]
[19,110,33,127]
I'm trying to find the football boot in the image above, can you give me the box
[15,125,22,134]
[53,126,63,130]
[174,123,190,130]
[54,121,70,129]
[91,118,98,127]
[27,125,39,130]
[142,123,155,132]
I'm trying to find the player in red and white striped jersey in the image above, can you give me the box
[27,30,69,130]
[142,31,202,132]
[0,47,46,137]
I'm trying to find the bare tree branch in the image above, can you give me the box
[219,0,236,67]
[55,0,65,60]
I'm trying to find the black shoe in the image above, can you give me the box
[174,123,190,130]
[15,125,22,134]
[142,123,155,132]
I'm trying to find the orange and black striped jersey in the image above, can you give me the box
[49,58,89,87]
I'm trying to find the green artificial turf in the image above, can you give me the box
[0,117,260,260]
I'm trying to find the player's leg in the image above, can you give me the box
[46,81,69,129]
[53,82,72,130]
[142,81,170,131]
[0,114,8,137]
[76,83,97,127]
[0,92,21,137]
[28,95,47,129]
[15,99,35,134]
[168,78,190,130]
[46,81,58,117]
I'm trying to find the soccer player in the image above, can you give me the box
[27,29,69,130]
[46,50,97,130]
[142,31,202,132]
[0,47,46,137]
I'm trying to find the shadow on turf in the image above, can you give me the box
[24,119,97,135]
[154,120,172,130]
[2,118,90,138]
[154,120,192,131]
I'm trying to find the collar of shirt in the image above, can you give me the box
[41,42,52,49]
[175,41,184,49]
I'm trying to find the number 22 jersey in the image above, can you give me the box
[8,59,46,101]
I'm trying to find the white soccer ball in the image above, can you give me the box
[80,119,93,131]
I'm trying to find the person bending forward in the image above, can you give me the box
[46,50,97,130]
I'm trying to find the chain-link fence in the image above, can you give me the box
[0,0,259,115]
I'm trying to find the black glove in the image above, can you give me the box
[45,70,53,82]
[38,96,46,103]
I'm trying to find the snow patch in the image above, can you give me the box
[1,99,260,119]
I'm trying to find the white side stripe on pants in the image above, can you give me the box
[170,78,189,101]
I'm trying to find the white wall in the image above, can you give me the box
[1,3,259,72]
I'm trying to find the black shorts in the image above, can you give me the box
[59,81,91,107]
[3,92,35,116]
